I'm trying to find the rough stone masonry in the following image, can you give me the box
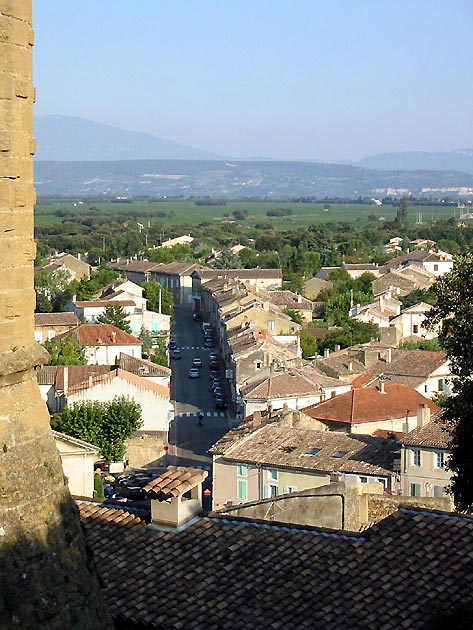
[0,2,111,627]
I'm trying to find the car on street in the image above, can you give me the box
[169,340,177,350]
[204,339,215,349]
[210,370,220,379]
[193,312,202,322]
[192,357,202,367]
[209,360,219,370]
[215,395,227,410]
[171,349,181,359]
[208,352,218,362]
[211,378,222,390]
[213,386,224,398]
[188,367,200,378]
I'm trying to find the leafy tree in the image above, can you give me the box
[142,281,174,316]
[52,396,142,462]
[139,326,153,355]
[97,304,132,333]
[394,201,409,230]
[400,288,437,309]
[424,254,473,510]
[283,309,304,326]
[318,320,379,352]
[284,273,304,294]
[94,473,105,499]
[239,247,258,269]
[44,334,86,365]
[299,329,317,359]
[399,339,443,351]
[35,268,73,312]
[213,247,242,269]
[75,267,119,300]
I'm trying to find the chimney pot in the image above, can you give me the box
[323,348,330,359]
[417,403,431,428]
[379,381,385,394]
[253,410,262,426]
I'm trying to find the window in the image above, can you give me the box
[359,476,368,484]
[237,479,247,502]
[47,329,56,340]
[435,451,445,469]
[237,463,248,477]
[413,324,419,334]
[263,484,279,499]
[284,486,298,494]
[410,483,421,497]
[267,468,278,481]
[306,448,320,456]
[268,320,275,331]
[434,264,439,272]
[438,379,444,392]
[433,485,444,498]
[412,449,421,467]
[255,361,262,370]
[424,385,428,394]
[332,450,347,459]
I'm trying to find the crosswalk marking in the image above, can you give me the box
[178,346,211,351]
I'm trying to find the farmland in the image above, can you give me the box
[34,198,459,230]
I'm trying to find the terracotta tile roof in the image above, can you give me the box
[261,290,315,311]
[36,365,111,390]
[34,312,80,327]
[402,413,451,449]
[118,352,171,377]
[198,268,283,281]
[242,367,347,400]
[52,430,100,453]
[143,466,208,499]
[382,249,452,271]
[63,368,170,398]
[36,365,58,385]
[58,324,141,346]
[72,300,136,308]
[302,384,439,425]
[79,501,473,629]
[344,263,380,271]
[216,424,397,477]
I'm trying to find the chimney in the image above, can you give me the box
[145,466,208,531]
[347,362,353,373]
[380,295,384,313]
[417,403,431,428]
[403,409,412,434]
[111,330,117,342]
[379,381,385,394]
[253,410,262,426]
[324,348,330,359]
[386,347,392,363]
[334,344,341,352]
[297,294,302,303]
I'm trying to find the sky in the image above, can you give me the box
[33,1,473,161]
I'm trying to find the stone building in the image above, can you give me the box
[0,4,110,627]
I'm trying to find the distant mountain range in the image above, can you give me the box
[33,115,473,198]
[34,115,223,161]
[34,159,473,199]
[357,150,473,175]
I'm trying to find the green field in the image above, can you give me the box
[34,199,459,230]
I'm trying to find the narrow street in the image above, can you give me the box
[168,307,235,505]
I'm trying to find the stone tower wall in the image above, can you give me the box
[0,2,111,627]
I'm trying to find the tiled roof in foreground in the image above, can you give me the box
[79,502,473,629]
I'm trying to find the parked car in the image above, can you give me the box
[188,367,200,378]
[208,352,218,362]
[192,357,202,367]
[193,312,202,322]
[204,339,215,349]
[209,360,219,370]
[172,349,181,359]
[210,370,220,379]
[169,339,177,350]
[213,387,224,398]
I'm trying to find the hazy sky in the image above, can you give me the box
[33,1,473,161]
